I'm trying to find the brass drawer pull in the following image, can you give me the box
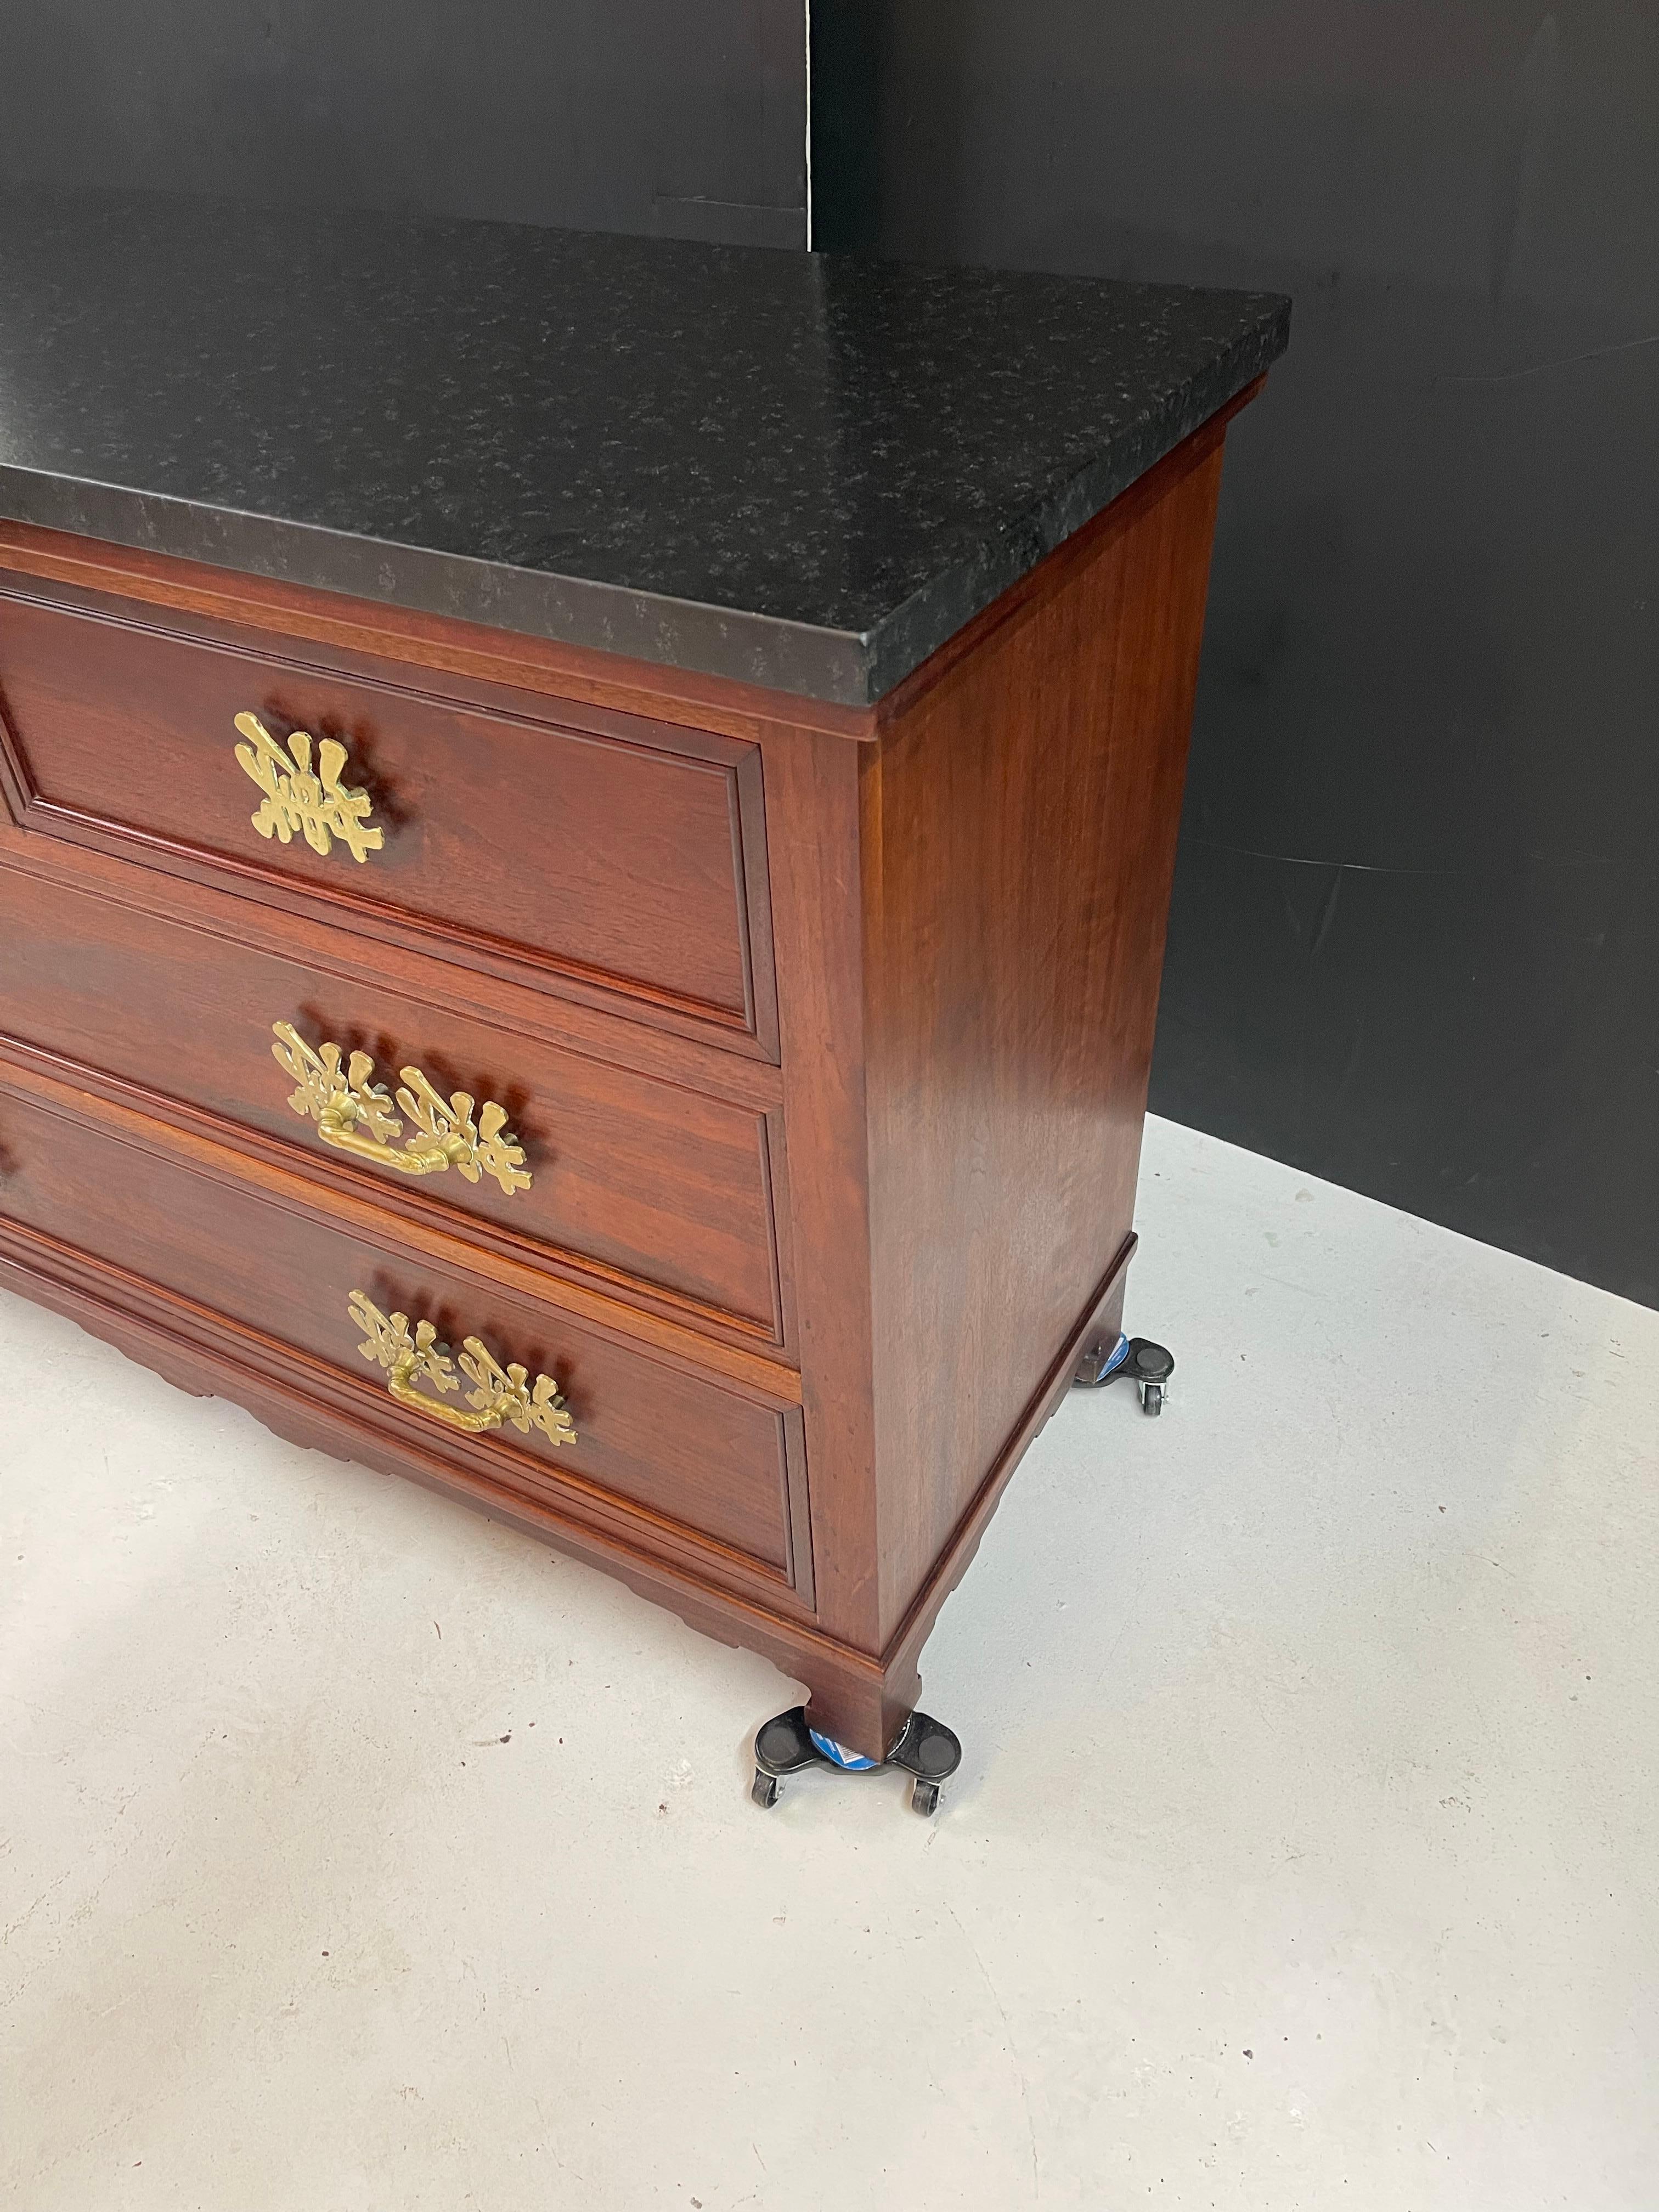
[272,1022,530,1197]
[234,712,385,863]
[349,1291,577,1446]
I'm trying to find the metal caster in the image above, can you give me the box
[885,1710,961,1814]
[1074,1332,1173,1412]
[749,1706,962,1818]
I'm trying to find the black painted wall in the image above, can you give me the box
[4,6,1652,1300]
[816,3,1659,1306]
[0,2,807,247]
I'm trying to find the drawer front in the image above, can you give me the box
[0,1070,810,1602]
[0,863,785,1343]
[0,579,776,1051]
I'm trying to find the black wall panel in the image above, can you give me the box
[0,2,807,246]
[831,2,1659,1305]
[7,4,1655,1300]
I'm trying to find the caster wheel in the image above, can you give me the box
[1075,1335,1173,1408]
[749,1705,961,1820]
[891,1712,960,1820]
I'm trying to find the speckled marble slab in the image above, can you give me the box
[0,188,1288,706]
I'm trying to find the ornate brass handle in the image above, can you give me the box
[272,1023,531,1198]
[234,712,385,863]
[349,1291,577,1446]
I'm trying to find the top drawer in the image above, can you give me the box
[0,579,776,1056]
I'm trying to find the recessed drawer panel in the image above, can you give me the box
[0,1070,810,1602]
[0,579,776,1051]
[0,865,784,1343]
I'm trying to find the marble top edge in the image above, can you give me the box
[0,188,1290,706]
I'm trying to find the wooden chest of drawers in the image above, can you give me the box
[0,195,1287,1786]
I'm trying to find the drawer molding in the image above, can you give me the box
[0,579,781,1059]
[0,1040,800,1397]
[0,890,792,1344]
[0,1027,787,1354]
[0,1206,815,1612]
[0,834,787,1110]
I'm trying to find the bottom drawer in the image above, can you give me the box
[0,1066,811,1605]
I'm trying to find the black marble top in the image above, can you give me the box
[0,188,1288,707]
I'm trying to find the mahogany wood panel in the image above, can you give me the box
[0,575,778,1053]
[0,789,785,1114]
[0,1231,901,1748]
[752,725,884,1653]
[0,390,1263,1763]
[878,1234,1136,1711]
[0,1047,796,1404]
[0,861,786,1344]
[0,1061,810,1602]
[860,424,1228,1641]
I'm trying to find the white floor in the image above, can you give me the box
[2,1117,1655,2211]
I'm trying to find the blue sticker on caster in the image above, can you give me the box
[808,1729,881,1771]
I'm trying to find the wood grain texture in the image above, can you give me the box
[0,1058,810,1602]
[0,863,787,1346]
[877,1234,1136,1708]
[0,1226,902,1743]
[860,424,1227,1643]
[753,726,883,1652]
[0,389,1261,1763]
[0,1043,798,1406]
[0,799,784,1113]
[0,575,778,1054]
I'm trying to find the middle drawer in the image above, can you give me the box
[0,864,785,1342]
